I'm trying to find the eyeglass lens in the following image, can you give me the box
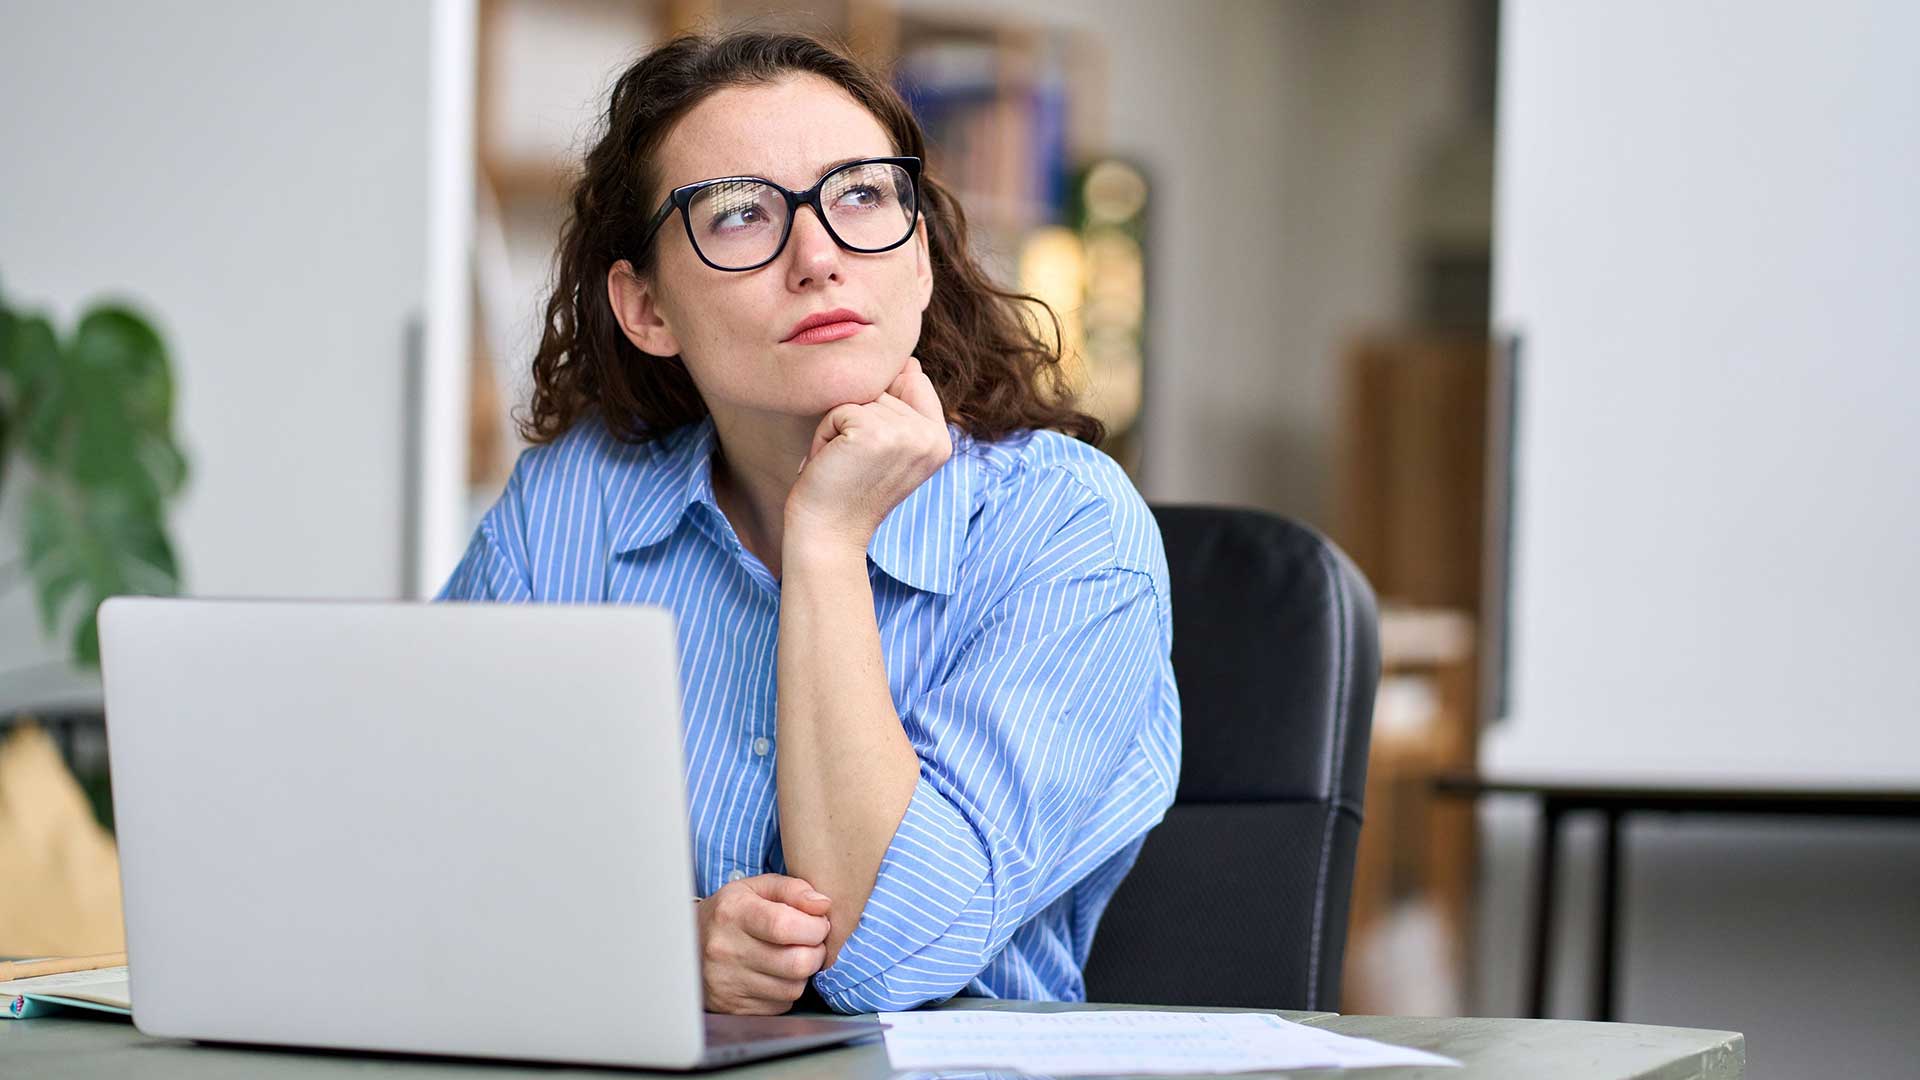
[685,162,916,269]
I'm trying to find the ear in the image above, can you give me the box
[913,217,934,314]
[607,259,682,356]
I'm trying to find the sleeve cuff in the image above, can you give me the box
[810,773,994,1009]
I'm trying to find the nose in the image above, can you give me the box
[785,204,843,288]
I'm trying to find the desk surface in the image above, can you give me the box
[0,999,1743,1079]
[1436,772,1920,813]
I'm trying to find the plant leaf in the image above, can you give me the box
[25,477,181,669]
[64,305,183,505]
[14,314,63,468]
[0,390,10,503]
[73,605,102,669]
[11,296,187,670]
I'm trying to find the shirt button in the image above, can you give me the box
[752,736,772,757]
[726,869,746,883]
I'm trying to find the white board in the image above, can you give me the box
[1485,0,1920,786]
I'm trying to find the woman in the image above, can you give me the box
[440,30,1180,1017]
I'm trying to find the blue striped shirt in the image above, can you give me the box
[436,414,1180,1013]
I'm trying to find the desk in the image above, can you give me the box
[1,999,1743,1078]
[1437,773,1920,1022]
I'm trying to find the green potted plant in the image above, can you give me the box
[0,279,189,669]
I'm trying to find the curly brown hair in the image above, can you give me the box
[520,29,1104,449]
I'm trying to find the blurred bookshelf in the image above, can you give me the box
[467,0,1147,518]
[1333,333,1493,1018]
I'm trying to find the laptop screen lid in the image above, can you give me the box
[99,598,709,1069]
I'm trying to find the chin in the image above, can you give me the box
[781,346,900,412]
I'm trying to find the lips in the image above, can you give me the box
[782,308,870,343]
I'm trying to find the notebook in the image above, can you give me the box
[2,965,132,1019]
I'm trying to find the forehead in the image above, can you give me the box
[658,74,896,191]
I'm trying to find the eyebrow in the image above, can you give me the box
[686,156,884,189]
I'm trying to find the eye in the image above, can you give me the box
[695,182,779,234]
[835,183,884,208]
[710,203,769,230]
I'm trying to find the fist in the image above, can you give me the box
[785,355,951,553]
[695,874,833,1015]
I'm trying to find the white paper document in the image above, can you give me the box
[879,1009,1461,1076]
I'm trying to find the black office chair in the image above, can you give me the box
[1083,505,1379,1012]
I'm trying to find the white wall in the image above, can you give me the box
[0,0,472,705]
[1479,4,1920,1076]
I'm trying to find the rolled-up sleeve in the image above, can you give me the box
[435,520,532,602]
[436,465,534,603]
[810,563,1173,1013]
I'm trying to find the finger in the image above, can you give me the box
[744,874,833,916]
[883,355,917,397]
[732,968,809,1004]
[873,390,917,418]
[721,968,810,1006]
[790,890,832,918]
[711,968,807,1015]
[886,356,919,399]
[738,940,829,982]
[806,403,863,463]
[742,895,831,947]
[895,357,945,423]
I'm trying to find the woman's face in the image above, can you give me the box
[623,74,934,422]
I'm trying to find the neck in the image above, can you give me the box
[707,406,817,579]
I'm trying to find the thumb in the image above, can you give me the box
[805,403,862,466]
[745,873,832,915]
[893,355,944,424]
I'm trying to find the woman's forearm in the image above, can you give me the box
[774,535,921,967]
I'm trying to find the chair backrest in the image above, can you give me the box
[1083,505,1379,1011]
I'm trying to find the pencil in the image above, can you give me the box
[0,952,128,982]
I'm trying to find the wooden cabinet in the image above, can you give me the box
[1335,334,1493,1015]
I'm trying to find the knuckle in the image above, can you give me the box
[784,950,818,980]
[801,945,828,974]
[771,909,802,942]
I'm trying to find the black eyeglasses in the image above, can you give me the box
[635,156,922,272]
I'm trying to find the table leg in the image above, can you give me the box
[1595,808,1625,1021]
[1526,799,1563,1017]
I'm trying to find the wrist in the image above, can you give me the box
[782,511,871,562]
[780,527,869,579]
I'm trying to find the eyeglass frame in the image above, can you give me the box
[634,155,924,273]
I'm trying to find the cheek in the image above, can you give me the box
[884,258,930,345]
[670,281,767,363]
[881,299,924,352]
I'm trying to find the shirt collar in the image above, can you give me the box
[608,416,719,555]
[608,415,976,596]
[867,424,975,595]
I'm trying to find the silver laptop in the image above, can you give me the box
[98,597,882,1070]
